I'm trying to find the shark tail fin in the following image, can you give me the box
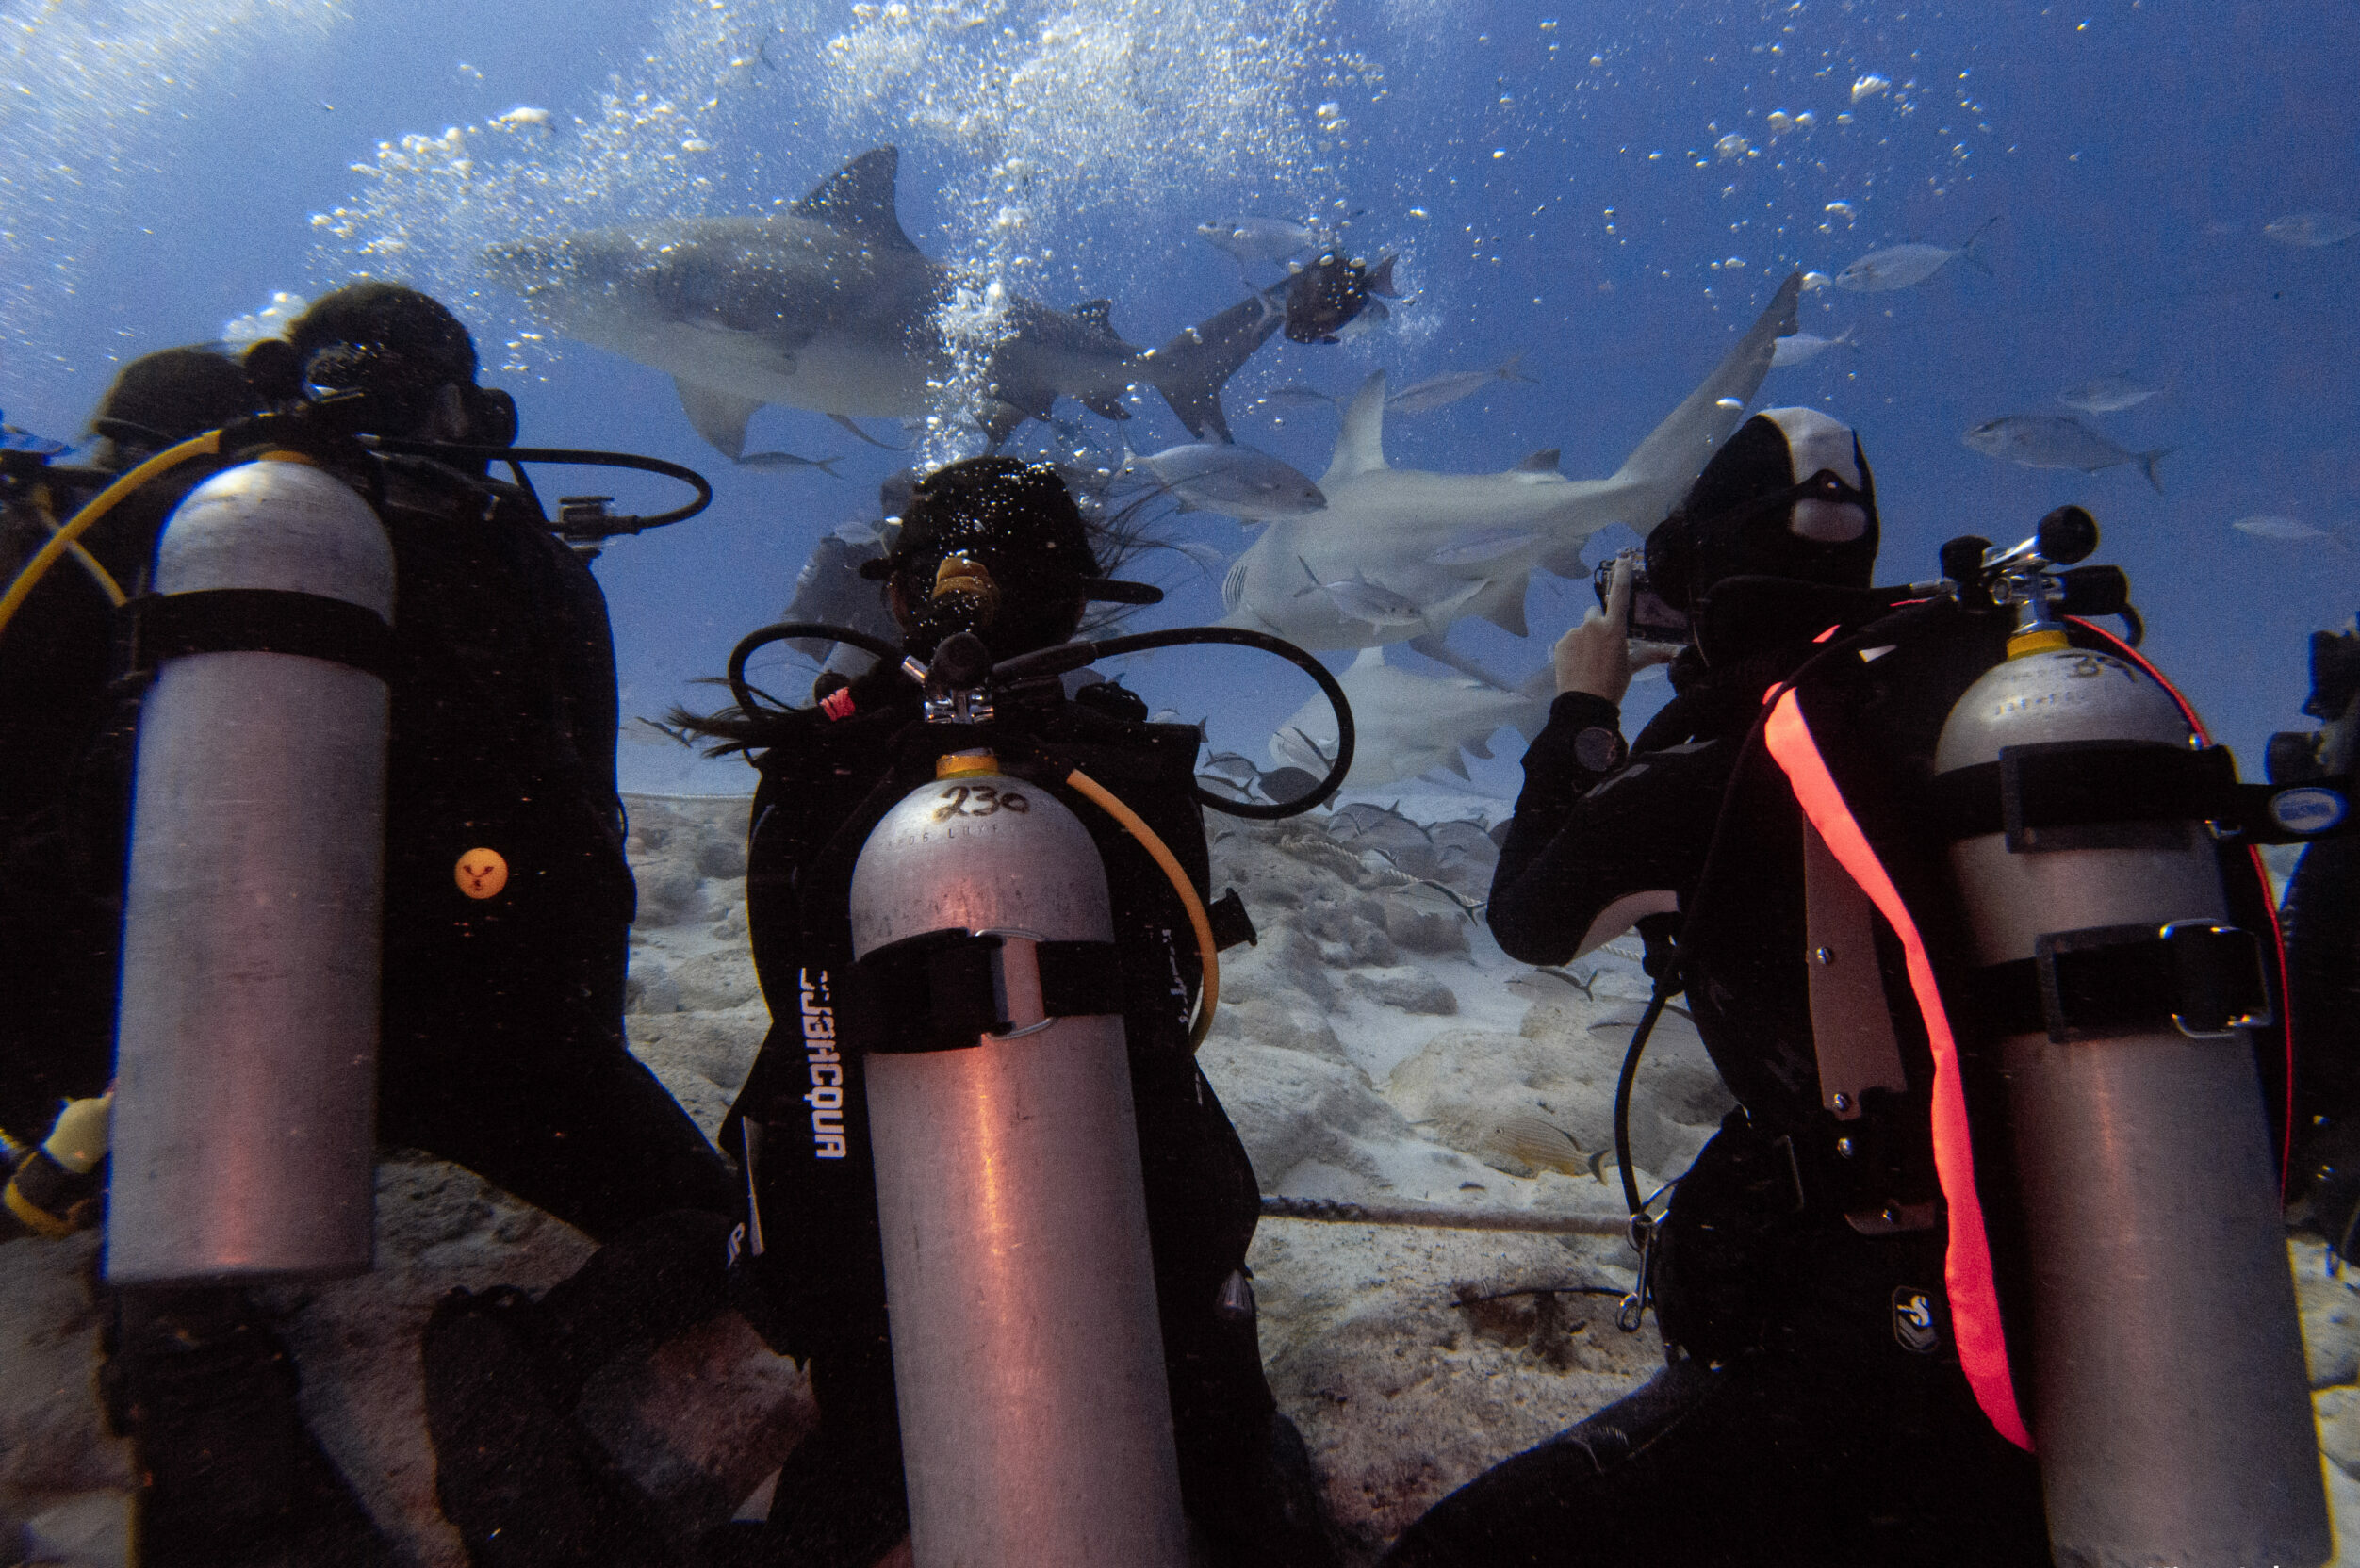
[1501,352,1538,384]
[1142,293,1287,444]
[2139,448,2172,496]
[1367,255,1401,298]
[1959,215,2002,277]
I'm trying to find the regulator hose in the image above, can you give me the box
[724,621,1357,821]
[0,431,221,645]
[362,439,713,537]
[726,621,909,715]
[992,625,1356,819]
[1066,767,1223,1050]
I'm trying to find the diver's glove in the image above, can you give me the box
[1,1091,110,1239]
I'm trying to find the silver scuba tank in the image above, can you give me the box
[1933,612,2329,1566]
[106,456,394,1283]
[847,752,1188,1568]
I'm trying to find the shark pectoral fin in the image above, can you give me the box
[1408,632,1516,693]
[1141,293,1286,443]
[674,379,764,461]
[828,413,908,450]
[791,146,923,253]
[1476,575,1531,638]
[1077,393,1131,421]
[1322,372,1391,486]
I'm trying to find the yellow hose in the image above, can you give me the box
[1065,767,1221,1051]
[0,431,220,643]
[32,490,125,607]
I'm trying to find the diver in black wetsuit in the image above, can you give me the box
[2271,622,2360,1248]
[1380,409,2053,1568]
[705,457,1333,1568]
[422,457,1336,1568]
[0,288,737,1564]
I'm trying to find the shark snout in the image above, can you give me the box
[480,239,569,293]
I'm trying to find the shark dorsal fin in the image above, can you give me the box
[1323,371,1390,486]
[1073,299,1118,336]
[1516,448,1561,473]
[792,147,921,253]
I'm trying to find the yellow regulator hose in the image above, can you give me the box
[1064,767,1221,1051]
[0,431,221,643]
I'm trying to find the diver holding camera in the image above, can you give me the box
[1385,407,2330,1567]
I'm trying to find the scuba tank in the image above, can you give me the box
[849,744,1189,1568]
[1926,518,2329,1567]
[728,611,1351,1568]
[107,455,395,1282]
[0,398,720,1283]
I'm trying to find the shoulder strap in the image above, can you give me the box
[1802,819,1910,1118]
[1767,685,2032,1451]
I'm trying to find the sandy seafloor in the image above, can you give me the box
[5,790,2360,1566]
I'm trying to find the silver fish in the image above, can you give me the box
[1198,216,1319,266]
[1962,416,2169,494]
[1833,217,1999,291]
[1769,327,1853,368]
[2264,212,2360,248]
[735,450,842,474]
[1485,1115,1595,1180]
[2232,514,2344,546]
[1292,559,1482,631]
[1385,354,1539,416]
[2057,374,2162,415]
[1123,440,1326,518]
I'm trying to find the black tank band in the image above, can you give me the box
[124,588,393,681]
[1927,738,2355,848]
[1969,921,2273,1044]
[851,928,1124,1054]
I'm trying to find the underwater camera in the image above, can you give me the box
[1590,549,1694,645]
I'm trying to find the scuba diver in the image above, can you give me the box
[0,345,261,1152]
[705,456,1334,1567]
[2269,619,2360,1250]
[0,285,739,1563]
[1381,408,2324,1567]
[1279,249,1399,344]
[421,455,1337,1568]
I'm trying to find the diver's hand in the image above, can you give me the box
[1554,557,1669,704]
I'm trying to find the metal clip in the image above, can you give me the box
[1617,1217,1656,1333]
[1616,1181,1677,1333]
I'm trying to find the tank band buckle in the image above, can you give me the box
[852,927,1124,1053]
[1973,921,2275,1043]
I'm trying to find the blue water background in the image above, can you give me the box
[4,0,2356,794]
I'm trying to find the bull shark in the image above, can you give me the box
[483,147,1284,453]
[1218,273,1801,654]
[1271,647,1554,786]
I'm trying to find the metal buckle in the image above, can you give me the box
[977,926,1055,1039]
[2159,921,2274,1038]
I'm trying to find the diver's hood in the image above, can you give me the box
[1645,408,1879,612]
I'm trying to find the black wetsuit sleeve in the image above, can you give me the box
[1488,691,1737,967]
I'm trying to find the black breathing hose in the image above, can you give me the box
[726,622,907,715]
[360,439,713,536]
[992,625,1356,818]
[722,620,1357,820]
